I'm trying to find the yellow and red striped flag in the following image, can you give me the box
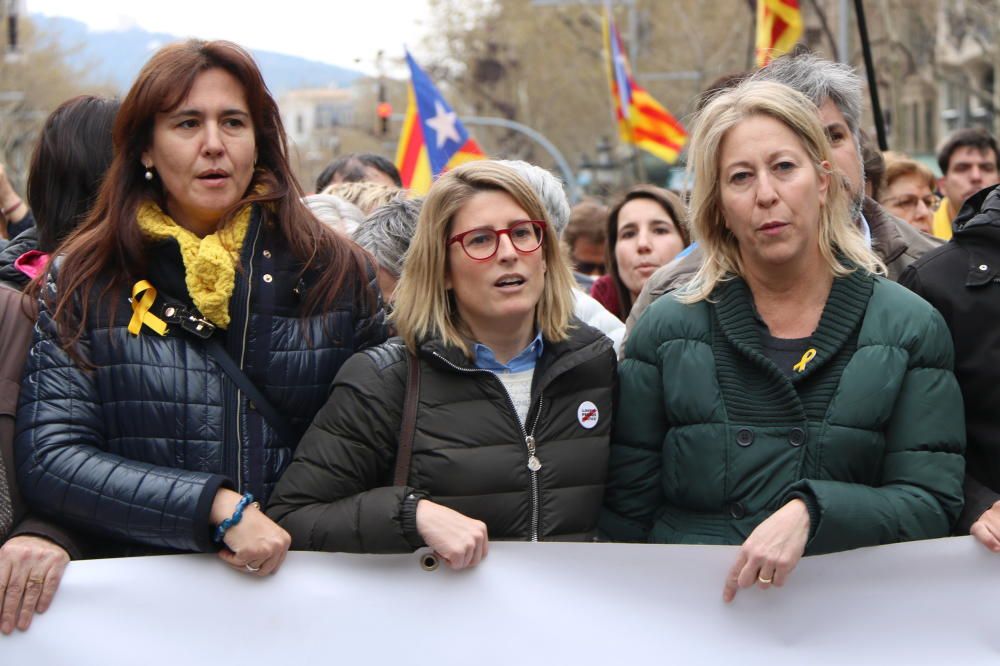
[603,10,686,164]
[395,51,485,194]
[755,0,804,68]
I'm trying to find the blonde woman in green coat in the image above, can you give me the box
[602,80,965,602]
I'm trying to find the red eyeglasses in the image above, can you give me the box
[447,220,546,261]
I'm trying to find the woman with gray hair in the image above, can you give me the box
[303,193,365,236]
[351,193,421,302]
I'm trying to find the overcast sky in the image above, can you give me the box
[29,0,436,74]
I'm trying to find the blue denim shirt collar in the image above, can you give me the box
[473,330,544,373]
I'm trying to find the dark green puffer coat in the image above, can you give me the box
[602,269,966,555]
[267,321,616,553]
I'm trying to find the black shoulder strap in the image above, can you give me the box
[146,285,300,446]
[204,338,298,446]
[393,351,421,487]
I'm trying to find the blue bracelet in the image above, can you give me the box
[213,492,254,544]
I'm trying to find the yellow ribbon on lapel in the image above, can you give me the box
[792,348,817,373]
[128,280,168,337]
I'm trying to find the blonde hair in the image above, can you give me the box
[681,80,884,303]
[321,180,401,215]
[392,161,577,355]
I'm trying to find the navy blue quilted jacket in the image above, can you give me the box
[14,207,386,554]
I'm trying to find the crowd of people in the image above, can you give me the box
[0,38,996,636]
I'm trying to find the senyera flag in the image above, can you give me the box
[395,51,485,194]
[755,0,804,67]
[603,10,686,164]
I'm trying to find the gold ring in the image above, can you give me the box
[27,576,45,585]
[757,573,773,584]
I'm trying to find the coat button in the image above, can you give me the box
[736,428,754,447]
[789,427,806,447]
[980,264,989,271]
[263,250,272,258]
[248,400,257,412]
[729,501,746,519]
[263,274,273,283]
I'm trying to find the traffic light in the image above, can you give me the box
[376,101,392,136]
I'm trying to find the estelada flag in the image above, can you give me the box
[603,10,686,165]
[395,51,485,194]
[755,0,804,67]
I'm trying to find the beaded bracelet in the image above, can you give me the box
[213,492,254,544]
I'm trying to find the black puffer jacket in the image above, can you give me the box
[267,322,616,552]
[0,226,38,288]
[0,211,34,257]
[15,207,386,554]
[900,184,1000,532]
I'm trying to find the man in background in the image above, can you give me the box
[932,128,1000,240]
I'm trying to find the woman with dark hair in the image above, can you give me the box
[0,96,120,287]
[314,152,402,192]
[14,40,384,577]
[590,185,689,321]
[0,95,118,635]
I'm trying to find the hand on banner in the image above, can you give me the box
[212,489,291,577]
[970,501,1000,552]
[0,535,69,634]
[723,499,810,603]
[416,500,489,570]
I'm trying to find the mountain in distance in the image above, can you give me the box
[32,14,365,95]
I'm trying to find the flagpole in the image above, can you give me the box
[631,142,646,183]
[853,0,888,150]
[626,0,648,183]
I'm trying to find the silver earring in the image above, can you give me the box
[144,166,154,181]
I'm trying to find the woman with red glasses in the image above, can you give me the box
[268,161,616,568]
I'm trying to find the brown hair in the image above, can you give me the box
[605,185,690,315]
[563,200,609,249]
[882,152,936,192]
[860,129,886,201]
[45,40,373,356]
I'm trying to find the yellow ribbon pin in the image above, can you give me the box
[127,280,168,337]
[792,348,817,373]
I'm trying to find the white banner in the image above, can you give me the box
[3,537,999,664]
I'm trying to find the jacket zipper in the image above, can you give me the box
[526,397,544,542]
[431,352,544,541]
[230,221,262,492]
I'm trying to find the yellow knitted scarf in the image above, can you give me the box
[136,202,252,329]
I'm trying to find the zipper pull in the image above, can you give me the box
[525,435,542,471]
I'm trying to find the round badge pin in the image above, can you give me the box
[577,401,599,429]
